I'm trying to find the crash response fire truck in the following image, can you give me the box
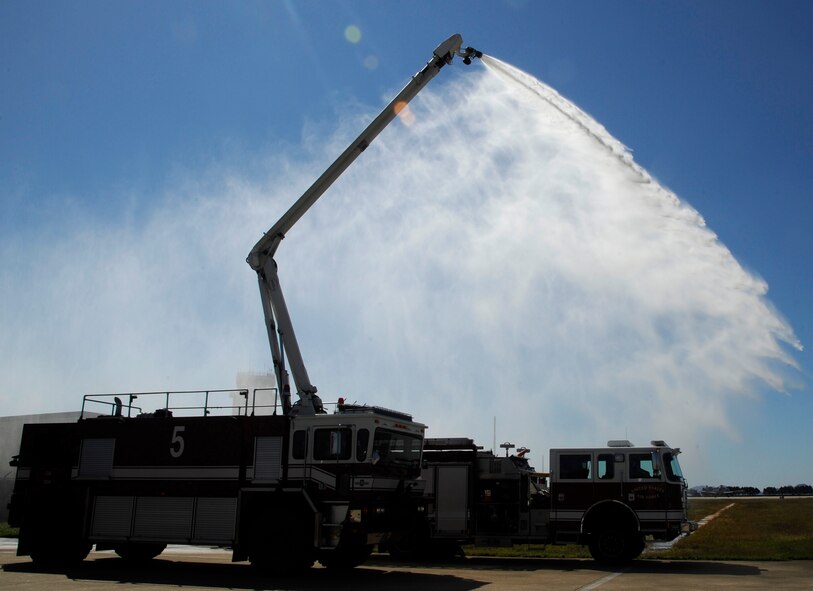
[7,35,482,570]
[387,437,695,564]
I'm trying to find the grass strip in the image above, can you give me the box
[0,522,19,538]
[648,498,813,560]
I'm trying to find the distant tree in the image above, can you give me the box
[696,484,811,497]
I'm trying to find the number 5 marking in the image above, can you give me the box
[170,426,186,458]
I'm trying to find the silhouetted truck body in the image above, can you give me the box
[8,392,425,569]
[405,438,694,564]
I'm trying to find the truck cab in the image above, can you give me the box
[549,440,692,562]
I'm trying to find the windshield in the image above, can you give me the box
[371,429,422,472]
[663,452,684,482]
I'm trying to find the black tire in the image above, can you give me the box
[114,542,167,562]
[250,543,315,574]
[426,540,464,560]
[588,529,636,566]
[625,534,646,561]
[318,543,373,569]
[243,491,316,573]
[384,537,415,560]
[386,521,435,560]
[30,539,92,568]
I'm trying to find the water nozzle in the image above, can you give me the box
[460,46,483,65]
[433,35,482,66]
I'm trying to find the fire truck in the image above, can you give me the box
[7,35,482,569]
[388,437,695,564]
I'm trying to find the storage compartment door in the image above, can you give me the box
[435,464,469,534]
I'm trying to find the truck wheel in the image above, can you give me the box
[114,542,167,562]
[588,529,636,565]
[250,542,314,573]
[384,537,415,559]
[625,534,646,561]
[318,543,373,569]
[427,540,464,560]
[244,492,316,573]
[386,523,431,559]
[30,539,92,568]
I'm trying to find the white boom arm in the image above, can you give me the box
[248,34,481,416]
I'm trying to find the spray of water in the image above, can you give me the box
[289,55,802,461]
[0,56,801,481]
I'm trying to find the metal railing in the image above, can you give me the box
[80,387,283,419]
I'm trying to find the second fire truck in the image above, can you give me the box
[388,437,695,564]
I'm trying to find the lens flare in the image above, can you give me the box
[393,100,415,125]
[344,25,362,44]
[363,55,379,70]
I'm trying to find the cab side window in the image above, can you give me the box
[314,428,352,461]
[356,428,369,461]
[291,430,307,460]
[560,454,592,479]
[597,453,614,479]
[629,453,657,479]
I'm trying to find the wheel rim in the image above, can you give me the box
[597,530,625,559]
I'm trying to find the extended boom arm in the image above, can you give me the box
[248,34,481,416]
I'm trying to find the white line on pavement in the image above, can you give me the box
[579,570,624,590]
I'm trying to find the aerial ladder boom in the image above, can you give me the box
[247,34,481,416]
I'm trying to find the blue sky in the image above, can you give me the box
[1,1,811,489]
